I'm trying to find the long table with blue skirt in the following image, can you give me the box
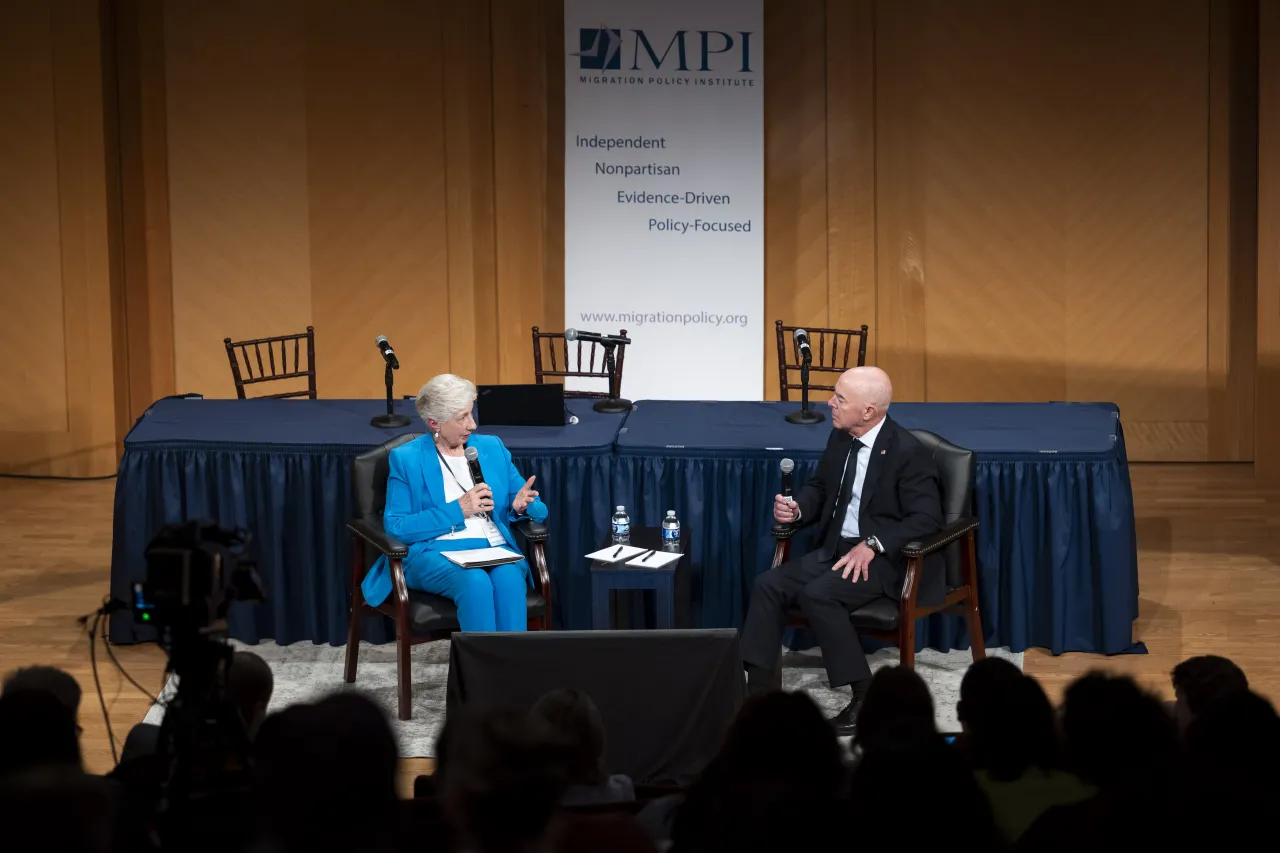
[109,396,1142,655]
[109,397,623,644]
[611,401,1142,655]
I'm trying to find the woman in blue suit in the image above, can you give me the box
[360,373,547,631]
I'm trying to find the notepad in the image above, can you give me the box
[624,550,681,568]
[443,547,524,569]
[585,544,647,563]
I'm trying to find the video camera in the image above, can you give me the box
[126,521,266,851]
[131,520,264,647]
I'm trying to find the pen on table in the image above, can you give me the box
[612,545,623,557]
[641,550,655,562]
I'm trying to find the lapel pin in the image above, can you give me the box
[880,449,887,455]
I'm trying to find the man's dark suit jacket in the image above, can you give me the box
[791,415,946,605]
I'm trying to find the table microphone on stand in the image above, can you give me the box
[371,335,410,428]
[785,329,824,425]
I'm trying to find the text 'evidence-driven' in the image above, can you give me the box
[618,191,731,205]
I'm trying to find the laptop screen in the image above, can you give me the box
[476,383,566,427]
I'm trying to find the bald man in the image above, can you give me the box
[740,367,944,737]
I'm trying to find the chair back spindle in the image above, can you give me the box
[224,326,318,399]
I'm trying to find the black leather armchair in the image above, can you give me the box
[770,429,986,669]
[343,433,552,720]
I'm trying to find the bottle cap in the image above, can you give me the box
[666,510,675,517]
[616,505,624,511]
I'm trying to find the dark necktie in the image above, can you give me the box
[822,437,863,556]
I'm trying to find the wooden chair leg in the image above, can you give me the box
[960,532,986,661]
[899,617,916,670]
[396,628,412,721]
[391,557,413,721]
[965,592,987,661]
[344,540,365,684]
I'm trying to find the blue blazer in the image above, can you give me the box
[361,433,549,607]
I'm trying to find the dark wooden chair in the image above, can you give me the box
[344,433,552,721]
[770,429,985,669]
[775,320,868,402]
[532,326,628,400]
[224,326,316,399]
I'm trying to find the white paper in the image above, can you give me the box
[443,547,523,567]
[624,549,682,568]
[586,544,647,563]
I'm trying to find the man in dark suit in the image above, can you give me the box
[740,366,944,736]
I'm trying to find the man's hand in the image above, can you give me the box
[833,543,877,583]
[773,494,799,524]
[512,476,539,514]
[458,483,494,517]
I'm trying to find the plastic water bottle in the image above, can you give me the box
[611,505,631,542]
[662,510,681,550]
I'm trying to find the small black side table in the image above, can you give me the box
[590,526,688,630]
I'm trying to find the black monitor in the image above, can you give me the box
[445,629,744,784]
[475,383,565,426]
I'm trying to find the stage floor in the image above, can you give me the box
[2,463,1277,791]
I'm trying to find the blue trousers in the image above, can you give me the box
[403,543,529,632]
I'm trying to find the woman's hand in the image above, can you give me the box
[512,476,539,514]
[458,483,493,517]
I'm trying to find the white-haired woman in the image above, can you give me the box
[360,374,547,631]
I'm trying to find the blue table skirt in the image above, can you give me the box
[109,446,612,644]
[109,397,1142,654]
[109,398,618,643]
[612,401,1142,655]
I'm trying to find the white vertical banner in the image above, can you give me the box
[564,0,763,401]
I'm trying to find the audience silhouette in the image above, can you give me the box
[1,652,1275,852]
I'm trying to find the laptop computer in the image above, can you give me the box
[476,383,567,426]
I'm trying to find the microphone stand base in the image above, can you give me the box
[592,397,633,414]
[785,409,825,425]
[371,414,411,429]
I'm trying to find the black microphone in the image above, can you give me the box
[565,328,631,346]
[793,328,813,364]
[779,457,794,499]
[464,446,486,486]
[375,335,400,369]
[464,446,489,518]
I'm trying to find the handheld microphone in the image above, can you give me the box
[793,329,813,364]
[565,328,632,346]
[375,335,400,370]
[779,457,794,499]
[464,446,489,518]
[463,446,486,487]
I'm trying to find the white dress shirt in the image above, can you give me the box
[838,416,887,540]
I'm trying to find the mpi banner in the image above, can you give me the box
[564,0,763,400]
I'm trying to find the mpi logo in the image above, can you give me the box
[573,26,755,73]
[575,26,623,69]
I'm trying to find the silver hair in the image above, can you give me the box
[415,374,477,426]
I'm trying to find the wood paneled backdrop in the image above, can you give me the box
[1,0,1276,476]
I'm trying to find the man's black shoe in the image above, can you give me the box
[830,696,863,738]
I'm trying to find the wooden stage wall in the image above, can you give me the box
[0,0,1275,475]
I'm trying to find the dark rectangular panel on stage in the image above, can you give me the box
[445,629,744,785]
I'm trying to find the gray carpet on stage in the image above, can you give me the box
[143,640,1022,759]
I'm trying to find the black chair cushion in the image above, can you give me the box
[406,588,546,634]
[848,597,900,632]
[786,597,899,633]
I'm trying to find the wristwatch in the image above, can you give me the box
[864,535,884,554]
